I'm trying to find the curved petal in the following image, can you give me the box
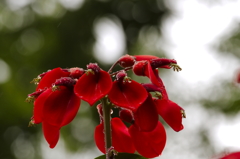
[74,70,112,106]
[37,68,70,91]
[221,152,240,159]
[108,80,148,111]
[60,93,80,127]
[94,122,105,153]
[133,94,159,132]
[94,118,135,154]
[155,99,184,132]
[43,87,80,127]
[33,88,52,124]
[129,121,166,158]
[134,55,158,61]
[145,62,162,87]
[111,118,135,153]
[42,122,60,148]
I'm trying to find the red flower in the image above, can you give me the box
[94,117,135,154]
[220,152,240,159]
[108,71,148,111]
[34,86,80,148]
[29,75,81,148]
[133,60,185,132]
[74,63,112,106]
[129,121,166,158]
[27,55,185,158]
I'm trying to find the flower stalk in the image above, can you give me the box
[101,97,113,159]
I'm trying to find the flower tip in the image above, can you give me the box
[87,63,100,73]
[181,109,186,118]
[49,144,56,149]
[118,54,135,68]
[28,120,35,127]
[174,125,184,132]
[30,76,41,85]
[25,96,35,103]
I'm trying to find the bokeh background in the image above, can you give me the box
[0,0,240,158]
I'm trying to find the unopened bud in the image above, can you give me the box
[118,54,135,68]
[119,108,134,124]
[150,58,177,69]
[132,61,148,76]
[69,67,85,79]
[87,63,100,74]
[116,71,127,81]
[54,77,76,87]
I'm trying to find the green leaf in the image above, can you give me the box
[94,153,148,159]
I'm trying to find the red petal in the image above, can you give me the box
[42,122,60,148]
[119,109,134,124]
[134,55,158,61]
[111,118,135,153]
[94,122,105,153]
[60,92,81,127]
[108,80,148,111]
[145,62,169,99]
[145,62,162,87]
[155,99,184,132]
[37,68,70,90]
[43,87,80,127]
[221,152,240,159]
[34,88,52,124]
[129,121,166,158]
[133,94,159,132]
[94,118,135,154]
[74,70,112,106]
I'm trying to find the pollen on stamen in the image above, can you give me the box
[25,96,35,103]
[86,69,95,75]
[181,110,186,118]
[28,120,35,127]
[30,76,41,85]
[170,63,182,72]
[154,91,162,99]
[52,85,60,92]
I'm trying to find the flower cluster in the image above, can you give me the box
[26,54,185,158]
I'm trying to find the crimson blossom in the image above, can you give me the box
[26,54,185,159]
[219,151,240,159]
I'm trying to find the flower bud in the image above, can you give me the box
[116,71,127,81]
[54,77,76,87]
[87,63,100,74]
[132,61,147,76]
[150,58,177,69]
[69,67,85,79]
[119,108,134,124]
[118,55,135,68]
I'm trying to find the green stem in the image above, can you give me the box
[101,97,113,159]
